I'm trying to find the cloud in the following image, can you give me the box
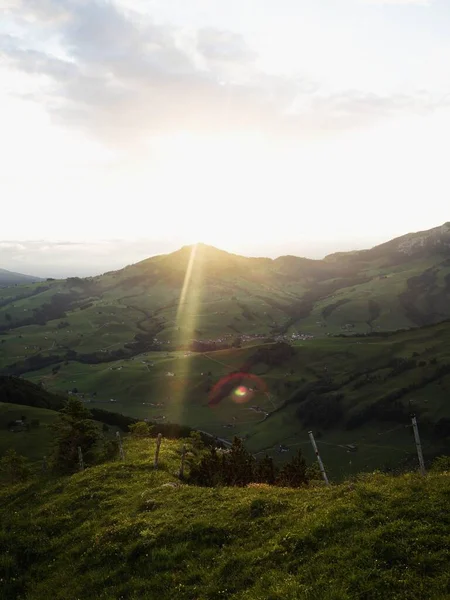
[196,29,257,64]
[0,242,27,251]
[0,239,178,277]
[1,0,445,148]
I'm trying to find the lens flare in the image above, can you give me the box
[208,372,266,407]
[234,386,248,397]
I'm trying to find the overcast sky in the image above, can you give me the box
[1,0,449,276]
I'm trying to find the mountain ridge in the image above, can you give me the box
[132,222,450,269]
[0,268,44,287]
[1,222,450,476]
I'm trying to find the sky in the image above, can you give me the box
[1,0,449,276]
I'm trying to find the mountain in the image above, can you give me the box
[1,223,449,343]
[0,223,450,473]
[0,268,43,287]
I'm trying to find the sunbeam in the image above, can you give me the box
[170,244,205,424]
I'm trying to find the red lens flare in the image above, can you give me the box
[208,372,267,406]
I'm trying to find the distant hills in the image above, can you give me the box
[0,268,43,287]
[0,221,449,355]
[0,222,450,471]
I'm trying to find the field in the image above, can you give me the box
[1,436,449,600]
[5,319,446,478]
[1,234,450,477]
[0,402,58,462]
[1,237,450,376]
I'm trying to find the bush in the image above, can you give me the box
[189,438,310,488]
[50,398,103,474]
[0,449,31,484]
[431,455,450,472]
[129,421,153,437]
[276,450,308,487]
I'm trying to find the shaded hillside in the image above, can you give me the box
[1,319,447,477]
[1,437,449,600]
[0,223,449,476]
[0,376,66,410]
[0,377,218,459]
[1,225,450,363]
[0,268,43,287]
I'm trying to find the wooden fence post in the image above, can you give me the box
[154,433,162,469]
[308,431,329,486]
[116,431,125,461]
[411,415,426,476]
[179,444,186,479]
[77,446,84,472]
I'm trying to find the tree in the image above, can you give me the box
[188,430,206,453]
[50,398,102,474]
[223,437,255,486]
[189,447,224,486]
[129,421,152,437]
[0,449,30,484]
[255,455,278,484]
[5,313,11,323]
[277,450,308,487]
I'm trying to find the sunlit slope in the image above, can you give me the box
[1,225,450,372]
[1,437,449,600]
[17,319,450,477]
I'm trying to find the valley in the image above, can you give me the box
[1,224,450,477]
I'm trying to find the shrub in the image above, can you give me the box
[431,455,450,472]
[0,449,31,484]
[129,421,153,437]
[276,450,308,487]
[50,398,103,474]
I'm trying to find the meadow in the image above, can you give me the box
[1,436,449,600]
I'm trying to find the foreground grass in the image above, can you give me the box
[1,438,449,600]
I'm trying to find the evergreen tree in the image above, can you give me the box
[223,437,255,486]
[51,398,102,474]
[189,447,224,486]
[0,449,30,484]
[277,450,308,487]
[255,454,278,484]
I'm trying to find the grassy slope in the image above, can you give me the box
[0,235,449,477]
[13,320,450,478]
[0,403,58,462]
[0,378,135,464]
[0,269,43,286]
[0,234,450,374]
[1,437,449,600]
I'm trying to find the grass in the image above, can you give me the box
[0,436,449,600]
[1,243,450,478]
[12,319,449,479]
[0,402,58,463]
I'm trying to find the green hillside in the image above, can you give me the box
[1,437,449,600]
[0,268,43,288]
[1,224,450,476]
[2,319,447,478]
[0,402,59,462]
[1,224,450,374]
